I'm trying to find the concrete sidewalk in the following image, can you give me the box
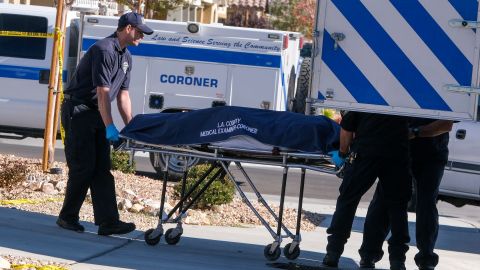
[0,195,479,270]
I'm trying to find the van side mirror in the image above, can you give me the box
[39,70,50,84]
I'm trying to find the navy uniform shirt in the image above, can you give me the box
[410,118,449,162]
[65,32,132,105]
[341,111,410,159]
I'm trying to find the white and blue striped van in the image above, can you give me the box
[311,0,479,121]
[309,0,480,205]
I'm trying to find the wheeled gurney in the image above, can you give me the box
[117,106,341,261]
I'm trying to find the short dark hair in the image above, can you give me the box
[116,25,127,32]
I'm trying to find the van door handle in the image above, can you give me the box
[456,129,466,139]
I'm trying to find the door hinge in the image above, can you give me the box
[330,32,345,50]
[445,84,480,94]
[448,19,480,29]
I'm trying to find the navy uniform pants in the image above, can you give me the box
[326,154,412,262]
[359,160,445,267]
[58,100,119,225]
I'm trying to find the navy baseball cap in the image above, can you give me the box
[118,12,153,35]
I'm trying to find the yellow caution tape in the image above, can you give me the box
[54,26,66,144]
[0,197,62,206]
[12,264,68,270]
[54,27,63,38]
[0,30,55,38]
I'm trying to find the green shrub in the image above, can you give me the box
[173,164,235,209]
[111,150,135,174]
[0,158,28,198]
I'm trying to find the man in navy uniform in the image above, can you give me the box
[359,119,453,270]
[56,12,153,235]
[324,112,412,270]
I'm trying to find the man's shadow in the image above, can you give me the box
[311,213,480,255]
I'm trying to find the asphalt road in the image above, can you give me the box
[1,135,479,226]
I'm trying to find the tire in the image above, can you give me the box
[263,244,281,261]
[292,57,311,114]
[144,228,161,246]
[283,242,301,260]
[164,228,182,245]
[287,68,297,111]
[149,152,201,181]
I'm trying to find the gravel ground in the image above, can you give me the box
[0,154,325,269]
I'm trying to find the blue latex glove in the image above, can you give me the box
[328,150,345,168]
[106,123,119,142]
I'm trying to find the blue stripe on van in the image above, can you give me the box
[0,64,68,81]
[322,31,388,106]
[332,0,451,111]
[0,64,42,80]
[83,39,281,68]
[391,0,472,86]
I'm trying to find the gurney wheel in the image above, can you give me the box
[283,243,300,260]
[164,228,182,245]
[264,244,281,261]
[144,228,161,246]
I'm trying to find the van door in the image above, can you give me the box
[229,66,280,110]
[0,13,53,132]
[311,0,479,120]
[442,97,480,199]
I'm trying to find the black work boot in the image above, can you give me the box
[56,217,85,232]
[390,261,406,270]
[359,258,376,268]
[98,220,136,236]
[322,253,339,268]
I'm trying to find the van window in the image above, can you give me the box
[0,14,48,60]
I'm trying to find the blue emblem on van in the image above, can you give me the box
[160,74,218,88]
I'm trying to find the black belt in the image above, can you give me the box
[64,94,98,109]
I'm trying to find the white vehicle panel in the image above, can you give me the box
[1,77,49,129]
[441,170,480,200]
[442,121,480,199]
[147,59,228,101]
[311,0,479,120]
[229,66,280,110]
[0,10,54,129]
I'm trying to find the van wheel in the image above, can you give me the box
[149,152,200,181]
[292,57,311,114]
[287,68,297,111]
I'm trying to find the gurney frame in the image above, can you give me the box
[118,138,338,261]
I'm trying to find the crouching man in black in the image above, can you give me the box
[324,111,412,270]
[359,119,453,270]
